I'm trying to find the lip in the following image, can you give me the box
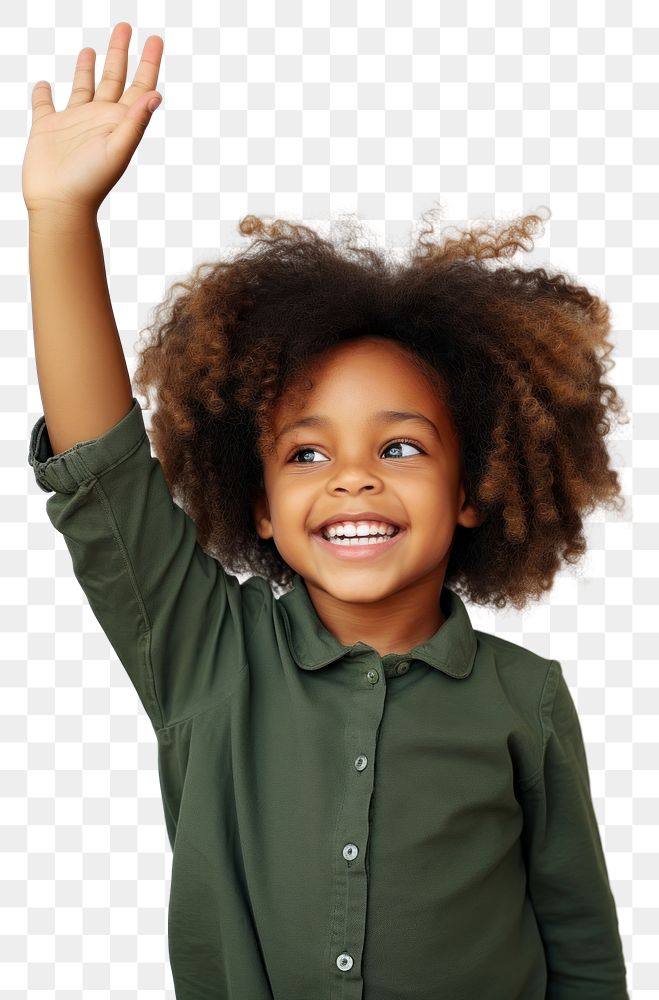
[315,510,402,532]
[311,526,406,560]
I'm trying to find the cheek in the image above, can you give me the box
[268,478,317,527]
[263,479,294,520]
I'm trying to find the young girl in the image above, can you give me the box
[24,22,629,1000]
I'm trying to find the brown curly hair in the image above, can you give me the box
[131,205,628,610]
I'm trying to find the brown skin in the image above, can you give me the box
[24,22,163,455]
[254,338,483,655]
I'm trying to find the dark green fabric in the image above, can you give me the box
[29,396,629,1000]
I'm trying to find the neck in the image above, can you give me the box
[304,574,447,656]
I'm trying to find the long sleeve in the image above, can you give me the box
[28,397,257,732]
[519,659,629,999]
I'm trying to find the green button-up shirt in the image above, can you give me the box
[28,397,629,1000]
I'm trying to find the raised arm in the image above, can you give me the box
[23,22,163,455]
[25,23,257,740]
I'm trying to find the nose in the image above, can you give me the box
[326,459,384,496]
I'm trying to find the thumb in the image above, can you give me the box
[130,90,162,126]
[106,91,162,162]
[146,93,163,114]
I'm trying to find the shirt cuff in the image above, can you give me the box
[28,396,147,494]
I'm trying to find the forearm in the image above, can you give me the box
[28,207,133,456]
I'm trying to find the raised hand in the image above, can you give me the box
[22,22,163,216]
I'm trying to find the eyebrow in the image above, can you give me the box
[274,410,441,442]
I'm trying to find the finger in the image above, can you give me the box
[94,21,131,103]
[119,34,164,109]
[30,80,55,122]
[66,47,96,108]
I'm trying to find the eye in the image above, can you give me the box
[289,447,329,464]
[382,439,424,459]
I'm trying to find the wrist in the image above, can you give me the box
[28,201,99,236]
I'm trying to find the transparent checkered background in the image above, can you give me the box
[3,0,658,995]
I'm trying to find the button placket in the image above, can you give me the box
[329,655,385,991]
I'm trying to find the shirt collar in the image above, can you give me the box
[277,573,477,680]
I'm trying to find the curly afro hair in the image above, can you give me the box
[131,205,628,610]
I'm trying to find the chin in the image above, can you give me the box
[319,577,401,604]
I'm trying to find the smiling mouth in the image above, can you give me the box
[319,527,401,546]
[319,520,401,543]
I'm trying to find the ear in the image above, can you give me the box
[253,492,273,539]
[456,484,486,529]
[457,501,486,529]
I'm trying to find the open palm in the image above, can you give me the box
[22,22,163,214]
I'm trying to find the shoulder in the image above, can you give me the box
[474,628,551,670]
[473,627,556,710]
[473,630,562,784]
[238,572,276,621]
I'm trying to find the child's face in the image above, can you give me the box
[254,337,482,611]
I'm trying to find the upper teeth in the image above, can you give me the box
[322,521,397,538]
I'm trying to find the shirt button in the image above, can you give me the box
[366,668,379,684]
[336,953,354,972]
[396,660,410,675]
[355,754,368,771]
[342,843,358,861]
